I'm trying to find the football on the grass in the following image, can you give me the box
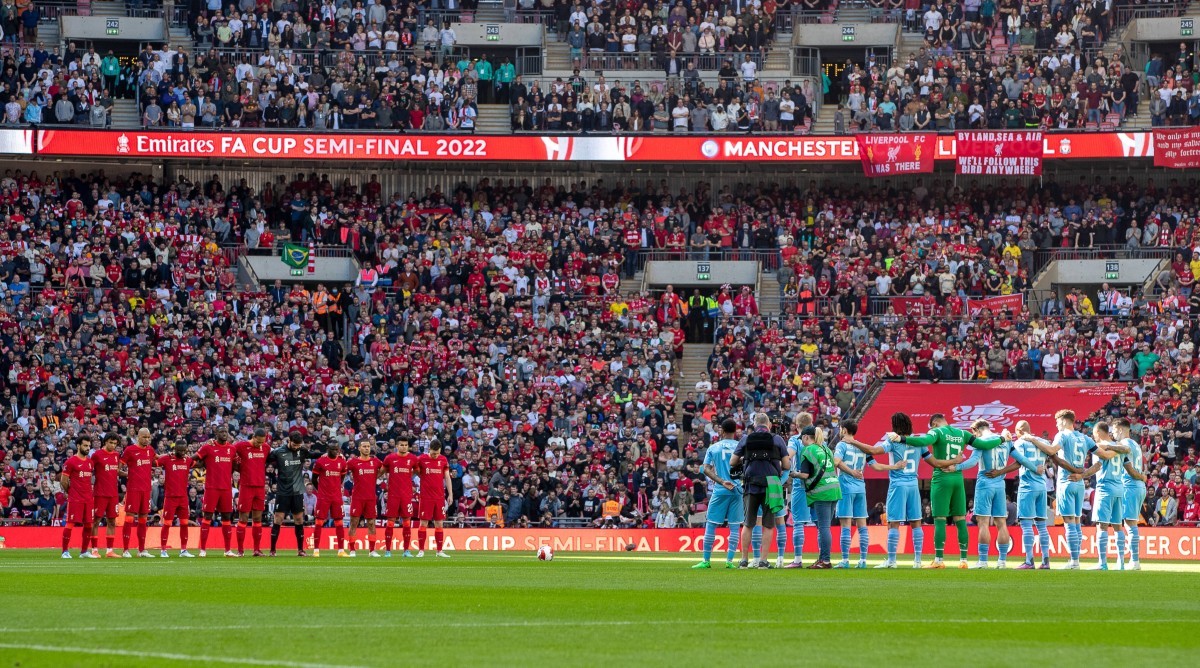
[536,545,554,561]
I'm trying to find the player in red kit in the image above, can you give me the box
[235,428,272,557]
[121,428,159,558]
[193,427,238,557]
[158,442,196,557]
[383,436,419,557]
[346,439,384,557]
[90,435,122,557]
[311,442,349,557]
[61,438,98,558]
[416,439,453,558]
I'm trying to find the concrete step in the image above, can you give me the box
[90,1,127,17]
[111,99,141,128]
[474,103,510,133]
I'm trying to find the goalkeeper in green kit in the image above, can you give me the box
[888,413,1003,569]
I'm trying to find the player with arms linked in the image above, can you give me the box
[849,413,928,569]
[346,439,385,557]
[193,427,239,557]
[416,439,453,558]
[121,428,160,558]
[1114,418,1147,569]
[267,431,314,557]
[692,418,743,569]
[311,442,350,557]
[383,435,420,557]
[234,428,272,557]
[157,442,196,557]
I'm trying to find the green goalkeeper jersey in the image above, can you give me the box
[905,425,1002,482]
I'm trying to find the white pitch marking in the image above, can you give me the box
[0,642,366,668]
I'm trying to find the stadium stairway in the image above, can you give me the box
[475,104,511,134]
[111,99,141,128]
[90,1,126,18]
[33,17,61,51]
[757,280,781,317]
[675,343,711,422]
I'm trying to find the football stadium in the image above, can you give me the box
[3,1,1200,666]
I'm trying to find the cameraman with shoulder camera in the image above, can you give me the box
[729,413,791,569]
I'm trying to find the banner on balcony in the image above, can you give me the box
[855,133,935,177]
[1152,128,1200,168]
[965,294,1024,315]
[955,130,1043,176]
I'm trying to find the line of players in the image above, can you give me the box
[694,409,1147,570]
[59,427,454,559]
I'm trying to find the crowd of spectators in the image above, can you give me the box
[2,165,1200,530]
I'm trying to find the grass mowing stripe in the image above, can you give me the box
[0,642,366,668]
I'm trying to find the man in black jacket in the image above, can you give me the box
[730,413,790,568]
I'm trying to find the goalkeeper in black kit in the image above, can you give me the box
[268,432,314,556]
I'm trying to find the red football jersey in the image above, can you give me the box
[383,452,418,499]
[157,454,192,497]
[193,441,236,490]
[234,440,271,487]
[417,453,449,499]
[63,455,94,502]
[121,444,157,493]
[91,449,121,498]
[312,455,348,499]
[347,456,383,501]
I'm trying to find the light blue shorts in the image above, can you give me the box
[836,490,868,519]
[885,484,921,523]
[973,483,1007,518]
[790,484,810,523]
[1122,483,1147,522]
[707,491,744,526]
[1095,487,1125,525]
[1017,486,1047,520]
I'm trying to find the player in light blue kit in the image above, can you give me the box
[1078,422,1129,571]
[780,413,814,568]
[1051,410,1092,569]
[848,412,931,569]
[832,419,903,569]
[692,419,743,569]
[1003,420,1080,569]
[1114,418,1147,570]
[951,419,1013,569]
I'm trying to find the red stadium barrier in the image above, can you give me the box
[855,382,1122,479]
[7,526,1199,560]
[33,129,1157,162]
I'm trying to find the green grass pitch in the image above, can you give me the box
[1,550,1196,667]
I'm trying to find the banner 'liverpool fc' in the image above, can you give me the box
[856,133,935,177]
[955,130,1043,176]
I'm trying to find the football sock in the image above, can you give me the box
[933,518,946,559]
[751,524,762,560]
[886,527,899,562]
[62,525,72,552]
[702,522,716,561]
[221,522,233,550]
[792,523,804,559]
[402,526,412,550]
[335,526,345,551]
[252,521,263,551]
[385,526,395,552]
[313,524,322,551]
[979,542,990,563]
[912,525,924,559]
[179,523,189,550]
[122,523,133,550]
[137,518,148,551]
[1068,523,1081,561]
[1115,529,1126,566]
[435,529,444,551]
[998,539,1010,562]
[857,527,869,561]
[82,525,92,552]
[293,523,304,551]
[106,533,114,551]
[1098,529,1109,566]
[1021,520,1034,564]
[200,520,211,550]
[839,526,851,562]
[237,523,247,552]
[1129,525,1140,562]
[271,524,281,551]
[161,526,170,551]
[774,525,786,555]
[955,519,969,559]
[1036,521,1051,563]
[726,525,741,561]
[418,528,427,550]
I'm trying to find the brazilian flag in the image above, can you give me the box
[281,243,309,269]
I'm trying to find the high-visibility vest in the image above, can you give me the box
[313,291,329,315]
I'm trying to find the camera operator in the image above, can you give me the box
[729,413,791,569]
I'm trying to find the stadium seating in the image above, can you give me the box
[1,166,1199,531]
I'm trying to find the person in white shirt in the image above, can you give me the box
[672,102,690,131]
[1041,346,1061,379]
[739,55,757,83]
